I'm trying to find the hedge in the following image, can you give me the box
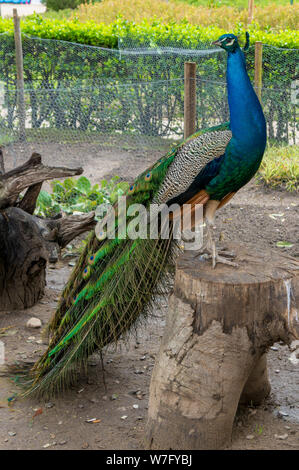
[0,16,298,49]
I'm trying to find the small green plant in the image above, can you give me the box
[35,175,129,218]
[255,424,264,435]
[36,189,61,217]
[258,144,299,191]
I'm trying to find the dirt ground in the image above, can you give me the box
[0,143,298,450]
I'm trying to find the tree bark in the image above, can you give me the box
[34,212,96,249]
[145,243,299,450]
[0,207,48,310]
[17,182,43,215]
[239,353,271,405]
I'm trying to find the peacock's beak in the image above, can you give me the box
[212,40,222,47]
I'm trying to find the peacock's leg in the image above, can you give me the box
[205,219,238,268]
[194,200,238,268]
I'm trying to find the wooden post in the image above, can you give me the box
[145,243,299,450]
[254,41,263,103]
[184,62,196,139]
[248,0,254,24]
[13,8,26,141]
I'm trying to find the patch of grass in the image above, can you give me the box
[0,133,15,146]
[258,144,299,191]
[73,0,299,31]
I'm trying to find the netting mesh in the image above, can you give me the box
[0,32,297,172]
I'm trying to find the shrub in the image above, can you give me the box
[42,0,101,11]
[42,0,82,11]
[74,0,299,32]
[0,15,297,49]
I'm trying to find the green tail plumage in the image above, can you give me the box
[19,145,179,399]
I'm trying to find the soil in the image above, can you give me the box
[0,143,298,450]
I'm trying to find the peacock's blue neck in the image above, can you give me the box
[227,47,266,155]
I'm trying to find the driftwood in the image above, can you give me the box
[145,243,299,450]
[33,212,96,249]
[0,152,96,311]
[0,152,83,209]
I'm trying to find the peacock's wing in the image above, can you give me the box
[154,123,232,205]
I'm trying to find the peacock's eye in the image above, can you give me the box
[128,184,135,194]
[95,224,107,241]
[225,38,235,46]
[82,266,91,279]
[144,172,152,181]
[88,255,95,265]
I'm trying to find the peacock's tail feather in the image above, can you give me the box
[24,230,176,399]
[15,145,180,399]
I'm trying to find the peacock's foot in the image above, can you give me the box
[195,245,238,268]
[192,219,238,268]
[212,253,238,268]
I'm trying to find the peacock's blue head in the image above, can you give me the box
[212,34,239,53]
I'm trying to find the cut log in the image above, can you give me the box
[145,243,299,450]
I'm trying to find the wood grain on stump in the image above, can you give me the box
[145,243,299,450]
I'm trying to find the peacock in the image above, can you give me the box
[15,33,266,398]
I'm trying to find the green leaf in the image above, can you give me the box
[51,181,65,197]
[63,178,76,190]
[37,190,52,207]
[276,241,293,248]
[76,176,91,195]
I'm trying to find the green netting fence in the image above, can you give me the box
[0,32,297,170]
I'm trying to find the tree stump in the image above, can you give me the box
[0,152,96,311]
[145,243,299,450]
